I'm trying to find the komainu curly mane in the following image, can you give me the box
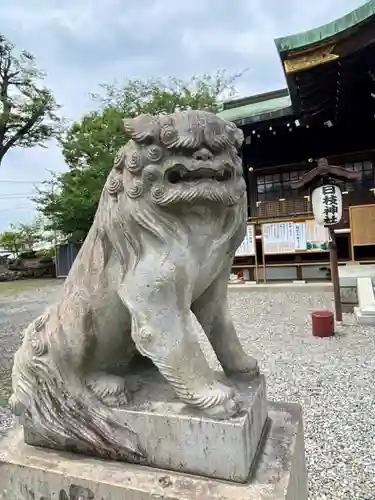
[10,110,258,461]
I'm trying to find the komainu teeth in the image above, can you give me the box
[167,166,233,183]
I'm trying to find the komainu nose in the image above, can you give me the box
[193,148,213,161]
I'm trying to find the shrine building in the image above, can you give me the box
[218,0,375,282]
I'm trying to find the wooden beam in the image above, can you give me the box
[291,158,362,189]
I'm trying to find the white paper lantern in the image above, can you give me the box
[312,184,342,226]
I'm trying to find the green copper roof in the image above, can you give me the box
[275,0,375,54]
[218,1,375,126]
[217,93,293,126]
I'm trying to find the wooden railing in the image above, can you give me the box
[253,188,375,223]
[255,197,312,219]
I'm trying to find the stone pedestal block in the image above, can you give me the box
[340,286,358,306]
[0,402,307,500]
[354,277,375,324]
[23,372,267,483]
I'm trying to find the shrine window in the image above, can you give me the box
[256,170,307,201]
[340,160,374,191]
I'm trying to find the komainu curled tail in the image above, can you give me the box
[10,299,144,461]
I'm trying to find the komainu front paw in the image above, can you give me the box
[191,380,240,420]
[85,372,130,408]
[223,355,260,381]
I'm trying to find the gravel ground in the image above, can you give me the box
[0,280,64,432]
[227,289,375,500]
[0,282,374,499]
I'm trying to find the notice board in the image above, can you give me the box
[262,220,329,255]
[349,204,375,247]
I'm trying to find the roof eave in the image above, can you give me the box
[274,1,375,116]
[229,105,295,127]
[275,0,375,56]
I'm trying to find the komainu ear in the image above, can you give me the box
[123,114,159,144]
[233,127,244,149]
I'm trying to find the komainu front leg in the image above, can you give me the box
[85,372,130,408]
[118,272,239,419]
[192,260,259,380]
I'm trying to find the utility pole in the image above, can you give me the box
[50,180,58,249]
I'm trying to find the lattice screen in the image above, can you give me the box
[257,197,312,218]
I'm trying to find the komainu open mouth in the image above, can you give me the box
[166,166,233,184]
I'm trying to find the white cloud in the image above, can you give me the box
[0,1,120,39]
[0,0,366,230]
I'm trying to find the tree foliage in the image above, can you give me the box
[38,164,110,243]
[0,217,45,255]
[37,71,242,242]
[0,229,25,256]
[17,218,44,250]
[0,34,61,164]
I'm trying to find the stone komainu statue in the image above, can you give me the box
[10,110,259,461]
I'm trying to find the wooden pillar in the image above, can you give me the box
[295,254,303,281]
[247,169,258,218]
[242,137,258,218]
[241,144,252,219]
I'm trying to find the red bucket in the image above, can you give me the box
[311,311,334,338]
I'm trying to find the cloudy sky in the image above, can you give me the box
[0,0,366,230]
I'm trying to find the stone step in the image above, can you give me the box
[354,277,375,325]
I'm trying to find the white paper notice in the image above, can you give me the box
[262,222,295,254]
[235,225,256,256]
[305,219,329,251]
[294,222,307,251]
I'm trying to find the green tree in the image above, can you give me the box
[0,34,61,164]
[38,165,110,243]
[0,217,47,256]
[0,228,26,256]
[37,71,242,242]
[17,217,43,250]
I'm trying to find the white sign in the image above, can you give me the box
[262,222,295,254]
[236,225,256,256]
[262,220,329,254]
[312,184,342,226]
[305,219,329,251]
[294,222,307,251]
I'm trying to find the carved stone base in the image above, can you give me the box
[23,370,268,483]
[0,402,307,500]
